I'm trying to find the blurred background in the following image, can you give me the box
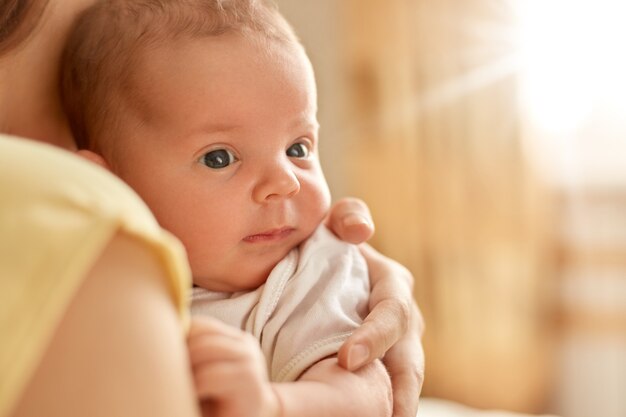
[275,1,626,417]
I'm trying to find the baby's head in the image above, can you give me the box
[61,0,331,291]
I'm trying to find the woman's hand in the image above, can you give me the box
[351,245,425,417]
[326,198,425,417]
[325,197,375,244]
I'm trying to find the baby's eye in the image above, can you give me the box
[201,149,237,169]
[286,142,310,159]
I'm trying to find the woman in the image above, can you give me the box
[0,1,424,416]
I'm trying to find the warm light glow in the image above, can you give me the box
[514,0,626,133]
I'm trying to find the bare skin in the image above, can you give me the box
[10,233,202,417]
[189,317,392,417]
[0,1,425,416]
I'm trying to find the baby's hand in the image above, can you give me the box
[187,317,280,417]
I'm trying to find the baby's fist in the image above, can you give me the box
[187,317,280,417]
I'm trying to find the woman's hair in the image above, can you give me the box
[60,0,299,151]
[0,0,48,55]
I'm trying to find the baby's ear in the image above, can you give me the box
[76,149,112,171]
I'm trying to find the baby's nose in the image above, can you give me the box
[252,162,301,203]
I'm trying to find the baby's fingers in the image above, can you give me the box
[194,362,249,398]
[188,319,261,366]
[188,316,246,339]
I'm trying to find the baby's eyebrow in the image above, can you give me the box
[200,123,244,134]
[290,117,320,132]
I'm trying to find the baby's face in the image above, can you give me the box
[109,34,330,291]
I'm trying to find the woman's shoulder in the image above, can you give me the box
[0,133,191,309]
[0,132,191,287]
[0,134,192,417]
[0,134,132,197]
[0,134,156,231]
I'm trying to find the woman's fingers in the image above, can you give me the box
[338,242,425,416]
[339,243,415,370]
[383,314,425,417]
[338,297,410,370]
[325,197,375,244]
[338,301,425,417]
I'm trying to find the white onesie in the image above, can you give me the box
[191,225,369,382]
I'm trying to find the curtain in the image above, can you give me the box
[336,0,558,412]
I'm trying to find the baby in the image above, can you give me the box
[61,0,392,416]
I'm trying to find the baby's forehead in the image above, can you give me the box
[129,32,314,90]
[117,33,317,132]
[144,30,305,63]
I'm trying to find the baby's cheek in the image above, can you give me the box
[306,166,331,208]
[305,175,331,222]
[320,180,332,213]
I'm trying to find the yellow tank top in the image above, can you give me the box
[0,135,191,417]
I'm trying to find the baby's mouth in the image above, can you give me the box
[243,227,295,243]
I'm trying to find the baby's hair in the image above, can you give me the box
[60,0,299,150]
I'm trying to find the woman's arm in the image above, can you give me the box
[10,233,201,417]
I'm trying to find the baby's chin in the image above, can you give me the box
[191,261,279,293]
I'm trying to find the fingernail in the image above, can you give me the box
[347,344,370,370]
[343,214,370,228]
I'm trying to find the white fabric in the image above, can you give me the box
[191,225,369,382]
